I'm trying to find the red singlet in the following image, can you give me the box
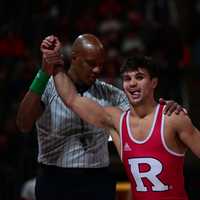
[120,104,188,200]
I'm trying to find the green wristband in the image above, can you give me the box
[29,69,50,96]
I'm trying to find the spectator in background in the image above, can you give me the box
[145,24,183,103]
[21,177,36,200]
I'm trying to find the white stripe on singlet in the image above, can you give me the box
[36,77,129,168]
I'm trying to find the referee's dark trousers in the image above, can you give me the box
[35,164,116,200]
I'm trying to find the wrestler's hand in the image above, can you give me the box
[40,35,64,75]
[159,98,188,116]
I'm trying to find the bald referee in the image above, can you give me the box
[16,34,183,200]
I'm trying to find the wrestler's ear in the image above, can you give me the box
[152,77,158,89]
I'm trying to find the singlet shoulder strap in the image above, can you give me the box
[120,109,130,159]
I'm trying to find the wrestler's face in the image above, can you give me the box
[72,49,104,86]
[123,68,158,106]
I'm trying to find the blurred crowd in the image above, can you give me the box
[0,0,200,199]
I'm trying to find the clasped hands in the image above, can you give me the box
[40,35,64,75]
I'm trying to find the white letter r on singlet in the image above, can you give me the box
[128,158,169,192]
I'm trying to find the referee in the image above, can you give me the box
[17,34,129,200]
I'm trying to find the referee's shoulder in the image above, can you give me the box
[95,79,123,92]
